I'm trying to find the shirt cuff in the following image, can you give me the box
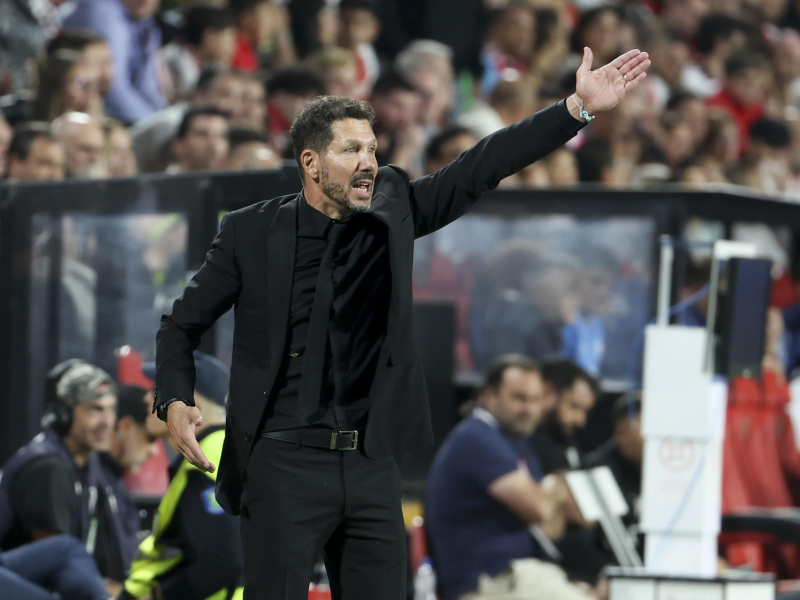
[556,98,587,135]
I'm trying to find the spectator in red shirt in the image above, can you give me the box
[707,50,771,155]
[231,0,295,73]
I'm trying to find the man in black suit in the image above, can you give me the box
[153,46,650,600]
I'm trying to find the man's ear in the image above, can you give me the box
[116,415,133,433]
[301,148,320,182]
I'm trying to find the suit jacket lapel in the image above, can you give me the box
[266,196,298,369]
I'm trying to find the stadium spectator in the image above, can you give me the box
[745,117,793,194]
[266,66,324,156]
[562,246,619,376]
[657,0,710,38]
[130,67,243,172]
[52,112,107,179]
[226,127,281,170]
[682,14,752,99]
[530,358,599,474]
[571,7,622,70]
[305,47,359,99]
[470,243,581,371]
[63,0,167,124]
[0,0,63,93]
[102,118,137,177]
[169,106,229,173]
[528,359,611,585]
[105,384,157,475]
[32,50,104,122]
[98,384,157,591]
[6,122,65,182]
[770,30,800,114]
[424,126,478,175]
[584,395,644,528]
[0,536,108,600]
[46,31,114,99]
[480,2,537,97]
[231,0,295,72]
[337,0,382,99]
[395,40,456,132]
[0,360,133,586]
[238,73,267,131]
[707,50,770,155]
[426,354,590,600]
[458,77,538,140]
[667,92,710,149]
[370,69,424,173]
[159,6,237,103]
[644,31,691,111]
[120,352,243,600]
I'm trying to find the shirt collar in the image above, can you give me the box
[473,406,500,430]
[298,193,333,239]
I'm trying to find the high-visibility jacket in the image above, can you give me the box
[124,428,243,600]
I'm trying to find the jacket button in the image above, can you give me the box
[244,432,252,442]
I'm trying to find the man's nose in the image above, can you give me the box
[359,151,377,172]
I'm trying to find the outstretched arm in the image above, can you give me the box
[409,48,650,238]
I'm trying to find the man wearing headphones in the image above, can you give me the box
[0,359,134,589]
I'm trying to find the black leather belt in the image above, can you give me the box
[262,429,360,451]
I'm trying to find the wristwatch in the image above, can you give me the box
[156,396,194,422]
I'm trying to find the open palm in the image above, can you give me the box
[576,47,651,115]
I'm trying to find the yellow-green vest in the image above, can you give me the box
[124,429,244,600]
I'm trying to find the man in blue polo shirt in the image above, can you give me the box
[426,354,590,600]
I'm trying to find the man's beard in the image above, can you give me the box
[320,165,372,214]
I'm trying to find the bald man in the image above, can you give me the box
[52,112,107,179]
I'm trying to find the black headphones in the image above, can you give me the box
[41,359,88,436]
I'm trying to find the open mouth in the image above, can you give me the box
[351,180,373,195]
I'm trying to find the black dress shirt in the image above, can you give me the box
[264,195,391,432]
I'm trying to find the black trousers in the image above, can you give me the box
[240,436,408,599]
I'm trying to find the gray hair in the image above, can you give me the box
[395,40,454,78]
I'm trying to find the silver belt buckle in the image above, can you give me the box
[330,430,358,450]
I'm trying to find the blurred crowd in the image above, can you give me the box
[1,0,800,195]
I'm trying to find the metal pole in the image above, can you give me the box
[656,235,673,327]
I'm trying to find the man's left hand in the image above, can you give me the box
[574,47,651,116]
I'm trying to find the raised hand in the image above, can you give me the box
[166,402,215,473]
[575,47,651,115]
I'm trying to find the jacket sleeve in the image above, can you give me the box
[154,214,241,410]
[409,99,584,238]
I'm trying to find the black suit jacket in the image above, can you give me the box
[154,100,584,515]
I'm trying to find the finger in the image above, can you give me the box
[609,49,641,70]
[176,440,203,468]
[184,435,213,471]
[619,52,650,76]
[624,71,647,92]
[175,432,205,467]
[577,46,593,76]
[622,57,651,81]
